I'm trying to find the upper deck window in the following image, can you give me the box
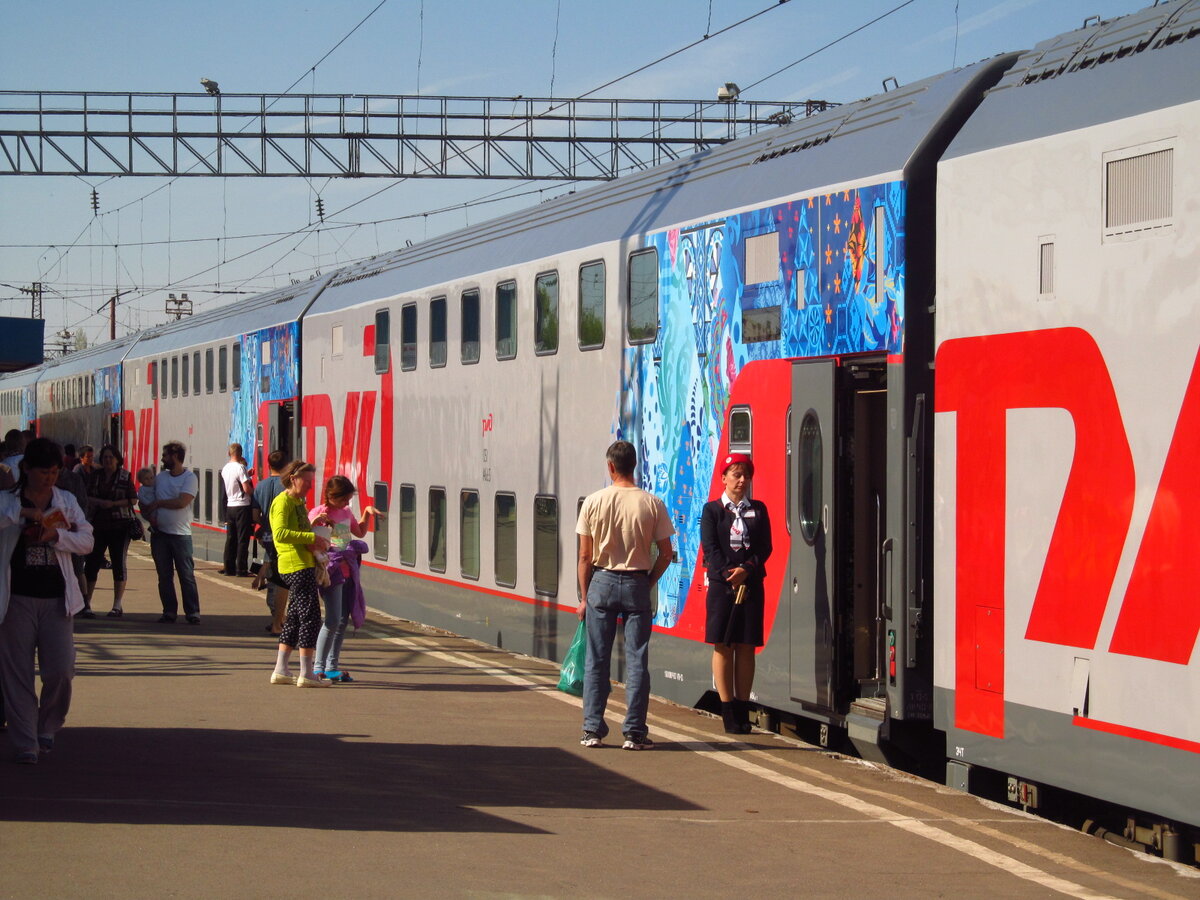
[496,281,517,360]
[461,290,480,364]
[430,297,447,368]
[627,249,658,344]
[578,261,605,350]
[534,271,559,355]
[400,304,417,372]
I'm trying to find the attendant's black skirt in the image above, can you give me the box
[704,579,765,646]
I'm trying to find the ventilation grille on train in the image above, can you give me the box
[1105,147,1173,237]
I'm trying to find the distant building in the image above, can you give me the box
[0,317,46,372]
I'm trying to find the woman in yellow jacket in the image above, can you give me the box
[268,461,330,688]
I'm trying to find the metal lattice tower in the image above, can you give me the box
[0,91,834,180]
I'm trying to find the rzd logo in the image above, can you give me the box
[937,327,1200,738]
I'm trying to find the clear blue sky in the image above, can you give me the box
[0,0,1155,348]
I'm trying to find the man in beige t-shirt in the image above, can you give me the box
[576,440,674,750]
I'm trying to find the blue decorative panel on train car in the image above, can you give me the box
[95,364,121,413]
[228,322,299,450]
[620,182,905,628]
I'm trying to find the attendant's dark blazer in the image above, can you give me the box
[700,498,773,587]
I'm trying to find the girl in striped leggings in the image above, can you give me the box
[267,461,330,688]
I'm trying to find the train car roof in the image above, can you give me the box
[122,274,332,358]
[0,365,43,389]
[39,333,141,378]
[307,58,1010,315]
[944,0,1200,159]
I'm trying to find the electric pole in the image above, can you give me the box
[18,282,43,319]
[98,288,136,340]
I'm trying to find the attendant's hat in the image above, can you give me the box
[721,453,754,477]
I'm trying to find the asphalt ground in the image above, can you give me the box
[1,550,1197,899]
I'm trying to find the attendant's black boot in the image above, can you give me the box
[720,701,741,733]
[734,699,753,734]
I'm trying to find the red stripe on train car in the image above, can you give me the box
[1073,716,1200,754]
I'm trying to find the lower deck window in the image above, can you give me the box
[429,487,447,572]
[495,492,517,588]
[400,484,416,566]
[533,495,558,597]
[461,490,480,579]
[372,481,390,560]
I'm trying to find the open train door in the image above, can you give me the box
[788,359,837,710]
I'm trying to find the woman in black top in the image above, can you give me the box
[83,445,138,618]
[700,453,773,734]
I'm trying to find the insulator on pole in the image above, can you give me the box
[90,189,99,214]
[316,196,326,222]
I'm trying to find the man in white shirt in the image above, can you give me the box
[144,441,201,624]
[219,443,254,577]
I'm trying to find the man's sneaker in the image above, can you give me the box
[621,734,654,751]
[580,731,604,748]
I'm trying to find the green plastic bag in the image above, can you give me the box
[557,621,587,696]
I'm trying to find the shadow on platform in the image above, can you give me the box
[0,726,703,833]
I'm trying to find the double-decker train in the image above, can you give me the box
[4,0,1197,861]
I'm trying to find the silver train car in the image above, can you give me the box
[3,0,1197,860]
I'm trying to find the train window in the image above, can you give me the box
[217,472,227,521]
[182,352,189,396]
[375,308,391,374]
[742,306,781,343]
[578,260,605,350]
[219,346,228,393]
[460,489,480,580]
[232,343,242,390]
[400,304,417,372]
[204,469,214,523]
[332,323,344,358]
[798,410,822,545]
[430,297,447,368]
[496,280,517,360]
[744,232,780,285]
[461,290,480,364]
[171,357,179,398]
[150,362,157,400]
[729,406,752,453]
[372,481,390,560]
[261,340,271,366]
[1039,239,1055,296]
[205,349,214,394]
[428,487,447,572]
[533,494,559,597]
[627,248,659,344]
[193,475,201,521]
[193,352,200,395]
[399,484,416,566]
[494,492,517,588]
[534,271,559,355]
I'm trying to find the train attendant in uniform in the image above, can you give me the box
[268,461,330,688]
[0,439,94,764]
[700,453,772,734]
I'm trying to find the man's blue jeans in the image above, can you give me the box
[582,569,652,739]
[150,532,200,618]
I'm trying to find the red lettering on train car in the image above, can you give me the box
[935,328,1135,738]
[1109,348,1200,664]
[301,324,391,519]
[303,393,337,496]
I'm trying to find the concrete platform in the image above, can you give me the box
[1,550,1197,899]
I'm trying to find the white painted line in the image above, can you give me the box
[372,631,1122,900]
